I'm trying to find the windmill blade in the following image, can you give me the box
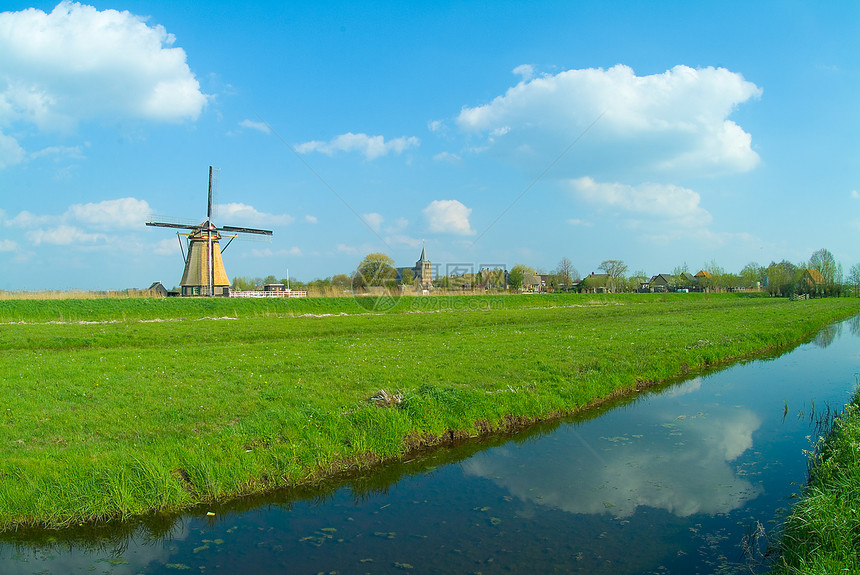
[207,166,221,220]
[146,221,200,231]
[220,225,273,236]
[207,166,213,219]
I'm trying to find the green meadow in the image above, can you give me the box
[1,293,858,530]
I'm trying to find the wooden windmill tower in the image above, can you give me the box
[146,167,273,296]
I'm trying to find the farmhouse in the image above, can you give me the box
[802,268,825,294]
[643,272,698,292]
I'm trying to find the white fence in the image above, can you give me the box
[230,290,308,298]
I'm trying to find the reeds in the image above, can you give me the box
[771,386,860,573]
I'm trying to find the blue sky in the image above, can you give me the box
[0,1,858,290]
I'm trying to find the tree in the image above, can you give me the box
[598,260,628,279]
[739,262,765,290]
[507,264,534,291]
[721,273,741,292]
[231,276,255,291]
[626,270,649,292]
[433,275,451,289]
[808,248,839,284]
[555,257,578,291]
[482,267,506,290]
[808,248,842,296]
[766,260,800,297]
[352,253,396,290]
[847,263,860,297]
[263,275,279,286]
[703,260,726,291]
[598,260,627,292]
[332,274,351,291]
[399,267,414,287]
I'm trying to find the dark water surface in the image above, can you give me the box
[3,317,859,574]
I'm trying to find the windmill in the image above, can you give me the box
[146,167,273,296]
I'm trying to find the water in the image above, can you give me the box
[3,317,859,574]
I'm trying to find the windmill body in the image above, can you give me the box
[146,167,273,297]
[178,225,231,296]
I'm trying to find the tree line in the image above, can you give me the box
[233,248,860,297]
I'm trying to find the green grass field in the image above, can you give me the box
[1,292,858,531]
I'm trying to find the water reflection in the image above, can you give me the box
[813,321,841,347]
[463,379,762,518]
[849,314,860,337]
[0,521,189,575]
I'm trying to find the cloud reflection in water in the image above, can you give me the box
[462,378,762,518]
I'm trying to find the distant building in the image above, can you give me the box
[802,268,825,295]
[146,282,170,297]
[581,272,612,293]
[396,247,433,290]
[415,247,432,289]
[645,273,698,292]
[522,272,540,292]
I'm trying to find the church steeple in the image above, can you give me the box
[414,246,432,289]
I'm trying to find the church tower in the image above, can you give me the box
[415,247,432,289]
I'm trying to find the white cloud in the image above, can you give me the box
[4,197,151,234]
[0,238,18,251]
[359,213,410,235]
[0,129,26,168]
[29,143,87,161]
[4,210,54,228]
[27,224,106,245]
[423,199,475,236]
[363,212,384,232]
[246,247,302,258]
[567,218,592,227]
[215,203,294,227]
[569,177,712,228]
[336,243,359,255]
[851,190,859,199]
[152,237,179,256]
[386,217,409,233]
[295,132,420,160]
[67,197,151,230]
[0,1,207,160]
[238,119,271,134]
[457,64,762,178]
[385,234,422,248]
[512,64,535,81]
[304,215,318,224]
[433,151,461,164]
[427,119,446,133]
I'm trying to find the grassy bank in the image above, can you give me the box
[771,387,860,574]
[1,293,858,531]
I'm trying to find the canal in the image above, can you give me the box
[2,316,859,574]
